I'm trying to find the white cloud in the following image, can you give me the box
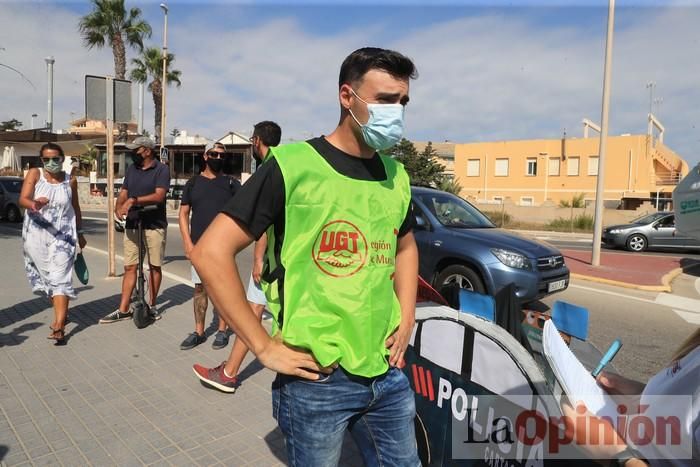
[1,3,698,166]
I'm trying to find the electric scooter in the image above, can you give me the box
[131,204,159,329]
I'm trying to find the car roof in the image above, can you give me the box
[0,176,23,180]
[411,185,445,195]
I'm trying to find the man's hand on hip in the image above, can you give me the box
[258,335,335,380]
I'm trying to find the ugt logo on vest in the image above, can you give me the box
[312,220,368,277]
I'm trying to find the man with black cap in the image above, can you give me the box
[178,141,240,349]
[100,136,170,324]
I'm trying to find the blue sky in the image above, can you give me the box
[1,1,699,166]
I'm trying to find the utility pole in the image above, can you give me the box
[45,56,55,132]
[591,0,615,267]
[159,3,169,148]
[137,82,144,134]
[106,77,116,276]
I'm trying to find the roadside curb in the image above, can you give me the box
[571,272,672,292]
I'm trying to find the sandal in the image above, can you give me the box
[48,327,66,345]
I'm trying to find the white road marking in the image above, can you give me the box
[655,293,700,325]
[536,237,590,243]
[673,310,700,325]
[654,293,700,312]
[84,245,194,287]
[569,283,659,305]
[82,216,181,229]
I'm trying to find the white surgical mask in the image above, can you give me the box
[348,89,405,151]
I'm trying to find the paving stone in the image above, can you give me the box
[157,444,180,458]
[138,449,164,465]
[165,451,197,466]
[0,234,366,466]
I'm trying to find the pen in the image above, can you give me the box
[591,339,622,378]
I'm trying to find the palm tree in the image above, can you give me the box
[130,47,182,143]
[78,0,151,80]
[79,0,151,142]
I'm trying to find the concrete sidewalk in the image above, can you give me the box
[0,231,361,466]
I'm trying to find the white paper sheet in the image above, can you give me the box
[543,320,618,419]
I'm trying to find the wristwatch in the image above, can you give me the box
[613,446,645,467]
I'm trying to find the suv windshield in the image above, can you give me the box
[417,192,495,228]
[632,212,667,225]
[0,180,22,193]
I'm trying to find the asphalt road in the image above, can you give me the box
[546,238,700,260]
[537,277,699,383]
[7,210,699,385]
[79,210,255,281]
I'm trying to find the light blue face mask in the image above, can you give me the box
[349,89,405,151]
[43,158,63,174]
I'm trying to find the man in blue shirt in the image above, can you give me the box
[100,136,170,323]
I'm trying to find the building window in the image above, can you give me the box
[567,157,580,176]
[467,159,480,177]
[526,158,537,176]
[520,196,534,206]
[494,158,509,177]
[549,157,560,176]
[173,151,199,177]
[588,156,599,175]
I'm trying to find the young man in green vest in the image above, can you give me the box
[191,48,419,466]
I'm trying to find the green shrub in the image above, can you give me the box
[482,210,512,227]
[558,193,585,208]
[546,213,594,231]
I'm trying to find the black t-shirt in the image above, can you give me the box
[222,136,414,242]
[181,174,240,244]
[123,160,170,229]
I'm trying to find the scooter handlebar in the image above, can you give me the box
[130,204,159,212]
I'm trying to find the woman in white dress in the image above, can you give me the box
[563,328,699,466]
[19,143,86,344]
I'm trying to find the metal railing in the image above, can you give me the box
[655,172,682,185]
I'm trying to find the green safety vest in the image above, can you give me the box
[263,141,411,377]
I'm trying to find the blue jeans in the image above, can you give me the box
[272,366,420,467]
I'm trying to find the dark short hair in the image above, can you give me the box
[253,121,282,147]
[39,142,65,158]
[338,47,417,88]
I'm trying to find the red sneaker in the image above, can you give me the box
[193,362,239,393]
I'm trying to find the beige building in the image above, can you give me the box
[449,134,688,210]
[68,118,138,137]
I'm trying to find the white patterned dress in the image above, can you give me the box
[22,169,77,298]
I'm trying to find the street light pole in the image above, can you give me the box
[45,56,55,132]
[159,3,168,150]
[591,0,616,267]
[137,82,144,135]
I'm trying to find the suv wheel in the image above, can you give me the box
[5,205,21,223]
[435,265,485,295]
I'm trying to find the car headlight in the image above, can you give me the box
[608,229,624,234]
[491,249,532,270]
